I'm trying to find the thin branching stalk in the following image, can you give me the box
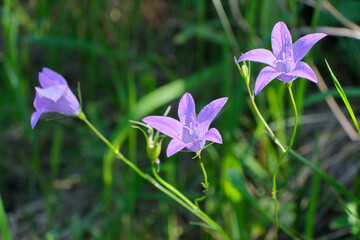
[194,154,209,207]
[78,112,229,240]
[150,163,196,210]
[272,85,298,240]
[247,84,286,152]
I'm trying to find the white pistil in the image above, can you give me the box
[274,52,293,73]
[182,122,199,143]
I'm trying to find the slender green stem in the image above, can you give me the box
[199,158,209,190]
[151,163,196,210]
[78,112,229,240]
[235,59,285,151]
[194,155,209,207]
[247,85,286,152]
[0,194,11,240]
[272,85,298,240]
[77,112,119,154]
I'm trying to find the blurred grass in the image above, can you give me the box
[1,0,360,239]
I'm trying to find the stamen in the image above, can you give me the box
[183,125,192,134]
[273,52,294,73]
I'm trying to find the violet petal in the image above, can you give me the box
[39,67,68,88]
[271,22,293,57]
[290,61,317,83]
[31,110,44,129]
[178,92,196,126]
[33,91,51,110]
[167,138,188,157]
[201,128,222,144]
[142,116,183,140]
[254,66,282,95]
[197,97,228,134]
[35,85,67,102]
[185,139,206,152]
[293,33,327,63]
[278,74,295,83]
[237,49,276,66]
[44,89,80,114]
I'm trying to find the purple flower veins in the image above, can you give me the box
[237,21,326,95]
[142,93,228,157]
[31,67,81,128]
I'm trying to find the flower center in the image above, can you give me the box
[182,122,199,143]
[274,52,294,73]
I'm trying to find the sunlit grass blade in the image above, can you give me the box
[325,59,360,135]
[0,194,12,240]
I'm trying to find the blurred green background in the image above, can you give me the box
[1,0,360,239]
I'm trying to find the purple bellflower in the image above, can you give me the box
[142,93,228,157]
[31,67,81,129]
[237,21,326,95]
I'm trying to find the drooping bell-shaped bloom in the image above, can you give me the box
[237,21,326,95]
[31,67,81,128]
[142,93,228,157]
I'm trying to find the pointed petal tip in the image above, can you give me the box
[166,149,174,157]
[31,112,41,129]
[178,92,196,125]
[202,128,223,144]
[236,49,276,66]
[275,21,286,27]
[181,92,194,101]
[141,116,154,124]
[217,97,228,107]
[221,97,228,102]
[291,61,318,83]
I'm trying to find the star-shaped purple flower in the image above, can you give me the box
[31,67,81,128]
[237,21,326,95]
[142,93,228,157]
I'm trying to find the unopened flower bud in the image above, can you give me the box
[240,64,250,86]
[147,140,162,163]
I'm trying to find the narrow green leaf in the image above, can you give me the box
[325,59,360,135]
[0,194,12,240]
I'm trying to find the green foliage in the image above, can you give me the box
[325,60,360,135]
[1,0,360,239]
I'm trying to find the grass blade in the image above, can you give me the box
[325,59,360,135]
[0,194,12,240]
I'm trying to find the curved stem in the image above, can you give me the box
[79,113,229,240]
[77,112,118,154]
[272,85,298,240]
[151,163,196,210]
[195,155,209,207]
[247,85,286,152]
[199,156,209,190]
